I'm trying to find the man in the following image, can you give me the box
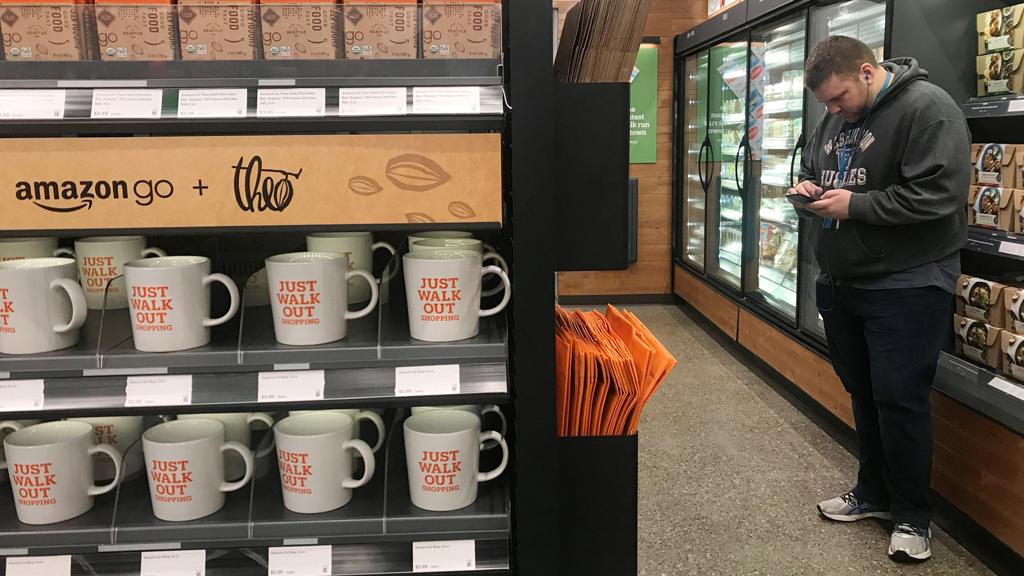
[789,36,969,563]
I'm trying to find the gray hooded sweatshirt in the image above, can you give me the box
[798,57,970,284]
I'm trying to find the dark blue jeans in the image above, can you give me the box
[817,282,954,529]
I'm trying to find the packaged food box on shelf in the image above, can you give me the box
[972,144,1022,188]
[342,0,418,60]
[955,313,1003,371]
[978,5,1024,55]
[1005,286,1024,335]
[422,0,500,60]
[261,0,338,60]
[0,0,87,61]
[178,0,258,61]
[957,274,1007,328]
[969,186,1015,231]
[1001,330,1024,381]
[977,49,1024,96]
[95,0,176,61]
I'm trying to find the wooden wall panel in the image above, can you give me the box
[673,265,739,340]
[736,309,855,428]
[558,0,706,296]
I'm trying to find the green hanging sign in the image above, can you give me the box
[629,45,658,164]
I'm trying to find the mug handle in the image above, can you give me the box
[219,441,254,492]
[341,439,375,489]
[247,412,276,458]
[373,241,398,281]
[480,405,507,450]
[476,430,508,483]
[481,252,509,298]
[142,247,167,258]
[478,266,511,318]
[86,443,123,496]
[356,410,386,453]
[0,420,26,470]
[51,277,88,334]
[53,247,75,258]
[202,273,240,327]
[345,270,379,320]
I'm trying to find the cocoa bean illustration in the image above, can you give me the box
[448,201,476,219]
[385,154,452,191]
[349,175,383,196]
[406,212,436,224]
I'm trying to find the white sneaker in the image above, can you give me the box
[889,523,932,563]
[817,491,892,522]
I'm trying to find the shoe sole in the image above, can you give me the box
[889,548,931,563]
[817,506,893,522]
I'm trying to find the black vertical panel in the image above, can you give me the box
[505,0,556,575]
[889,0,1010,106]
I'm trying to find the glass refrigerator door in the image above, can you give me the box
[799,0,887,341]
[682,52,710,270]
[707,40,749,290]
[747,15,805,321]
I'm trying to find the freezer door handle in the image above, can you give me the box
[788,132,806,189]
[734,135,748,193]
[697,138,709,192]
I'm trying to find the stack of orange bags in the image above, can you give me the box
[555,304,676,437]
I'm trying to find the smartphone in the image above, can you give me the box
[785,193,817,205]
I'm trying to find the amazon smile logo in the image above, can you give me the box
[15,178,176,212]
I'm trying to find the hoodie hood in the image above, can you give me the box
[874,57,928,109]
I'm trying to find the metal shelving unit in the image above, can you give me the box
[934,352,1024,437]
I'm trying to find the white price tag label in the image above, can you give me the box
[257,88,326,118]
[999,241,1024,258]
[258,370,325,402]
[1009,99,1024,113]
[989,376,1024,402]
[125,375,193,407]
[6,555,71,576]
[140,550,205,576]
[177,89,248,119]
[412,540,476,573]
[267,545,332,576]
[395,365,460,397]
[0,379,44,412]
[0,90,65,120]
[338,87,408,116]
[412,87,481,115]
[91,89,163,119]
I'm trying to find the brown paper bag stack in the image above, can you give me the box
[555,305,676,436]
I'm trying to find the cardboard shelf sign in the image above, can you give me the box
[0,133,501,232]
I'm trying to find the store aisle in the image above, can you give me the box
[629,304,993,576]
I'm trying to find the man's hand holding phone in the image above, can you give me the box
[787,181,824,206]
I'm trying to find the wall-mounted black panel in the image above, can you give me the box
[675,1,749,55]
[748,0,805,21]
[554,82,630,272]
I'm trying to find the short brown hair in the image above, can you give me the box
[804,36,878,90]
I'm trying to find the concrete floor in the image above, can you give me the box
[627,304,994,576]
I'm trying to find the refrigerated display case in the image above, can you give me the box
[681,52,709,270]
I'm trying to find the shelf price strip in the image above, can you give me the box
[0,90,64,120]
[5,555,71,576]
[0,379,44,412]
[989,376,1024,402]
[268,545,331,576]
[91,89,163,119]
[125,375,193,407]
[258,370,325,403]
[412,540,476,573]
[140,550,206,576]
[177,89,248,119]
[338,87,408,116]
[395,365,460,397]
[257,88,326,118]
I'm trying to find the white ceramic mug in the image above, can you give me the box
[403,409,508,512]
[0,420,41,482]
[0,258,87,355]
[0,237,71,263]
[265,252,378,346]
[273,412,376,514]
[142,419,254,522]
[177,412,275,481]
[67,236,166,310]
[66,416,145,482]
[409,238,509,297]
[403,250,511,342]
[2,421,122,525]
[124,256,240,352]
[288,409,385,454]
[410,405,506,449]
[306,232,397,303]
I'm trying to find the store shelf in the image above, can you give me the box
[934,352,1024,437]
[964,226,1024,262]
[759,207,797,229]
[963,95,1024,119]
[721,208,743,223]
